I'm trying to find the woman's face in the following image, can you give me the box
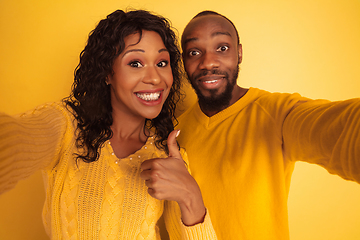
[108,30,173,120]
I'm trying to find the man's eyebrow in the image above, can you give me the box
[183,31,232,46]
[183,37,198,46]
[211,31,231,38]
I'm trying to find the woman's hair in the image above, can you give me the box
[63,9,182,163]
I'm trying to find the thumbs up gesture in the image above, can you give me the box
[140,130,206,226]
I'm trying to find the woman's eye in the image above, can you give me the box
[188,50,200,57]
[217,46,229,52]
[157,60,168,67]
[129,61,143,68]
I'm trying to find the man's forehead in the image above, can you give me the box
[182,15,236,45]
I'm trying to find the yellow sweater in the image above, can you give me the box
[176,87,360,240]
[0,102,217,240]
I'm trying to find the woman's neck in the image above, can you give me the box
[109,111,148,159]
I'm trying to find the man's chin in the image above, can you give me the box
[195,86,223,98]
[193,80,235,112]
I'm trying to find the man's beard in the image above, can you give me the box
[190,65,239,113]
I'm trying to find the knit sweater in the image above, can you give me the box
[176,87,360,240]
[0,102,217,240]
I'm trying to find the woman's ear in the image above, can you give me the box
[106,76,111,85]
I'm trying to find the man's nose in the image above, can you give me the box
[199,52,219,70]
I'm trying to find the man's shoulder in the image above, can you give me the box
[250,88,305,107]
[226,88,305,114]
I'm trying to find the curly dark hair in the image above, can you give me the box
[63,9,182,163]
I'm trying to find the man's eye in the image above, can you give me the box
[217,46,229,52]
[157,60,168,67]
[188,50,200,57]
[129,61,143,68]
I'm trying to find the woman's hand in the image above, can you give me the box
[140,130,206,226]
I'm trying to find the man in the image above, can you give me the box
[176,10,360,240]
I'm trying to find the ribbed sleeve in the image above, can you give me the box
[181,210,217,240]
[0,102,69,194]
[164,200,217,240]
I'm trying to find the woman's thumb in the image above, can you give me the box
[167,130,181,158]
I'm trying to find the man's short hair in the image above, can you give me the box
[192,10,240,45]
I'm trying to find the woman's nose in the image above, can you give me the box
[143,66,161,85]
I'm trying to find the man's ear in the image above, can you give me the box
[238,44,243,64]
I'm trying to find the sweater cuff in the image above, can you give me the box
[180,208,217,240]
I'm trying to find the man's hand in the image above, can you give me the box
[140,130,206,226]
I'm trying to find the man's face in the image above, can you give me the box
[182,15,242,112]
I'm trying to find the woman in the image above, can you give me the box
[0,10,217,239]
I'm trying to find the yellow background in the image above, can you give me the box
[0,0,359,239]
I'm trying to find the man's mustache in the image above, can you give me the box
[193,69,229,81]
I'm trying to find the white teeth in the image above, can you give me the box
[136,92,161,101]
[204,80,218,84]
